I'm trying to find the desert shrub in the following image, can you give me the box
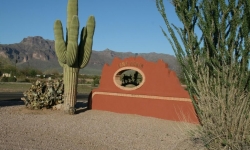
[29,69,38,77]
[92,76,100,87]
[21,79,64,109]
[24,78,30,82]
[1,76,8,82]
[157,0,250,149]
[8,76,17,82]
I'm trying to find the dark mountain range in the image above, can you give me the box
[0,36,181,75]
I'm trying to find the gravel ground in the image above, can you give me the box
[0,101,204,150]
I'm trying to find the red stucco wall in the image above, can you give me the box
[89,56,199,124]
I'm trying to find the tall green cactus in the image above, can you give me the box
[53,0,95,114]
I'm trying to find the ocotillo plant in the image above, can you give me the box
[157,0,249,149]
[53,0,95,114]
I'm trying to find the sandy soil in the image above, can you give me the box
[0,101,205,150]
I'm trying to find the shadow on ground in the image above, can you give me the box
[75,100,89,114]
[0,99,24,107]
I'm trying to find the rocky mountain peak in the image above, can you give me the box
[102,48,115,57]
[20,36,54,51]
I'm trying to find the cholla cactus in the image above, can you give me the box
[53,0,95,114]
[21,79,64,109]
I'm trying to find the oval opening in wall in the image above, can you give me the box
[113,67,145,91]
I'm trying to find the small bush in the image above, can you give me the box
[24,78,30,82]
[92,78,99,87]
[1,76,8,82]
[92,76,100,87]
[8,76,17,82]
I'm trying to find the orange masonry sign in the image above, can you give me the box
[89,56,199,124]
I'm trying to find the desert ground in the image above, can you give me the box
[0,95,205,150]
[0,82,205,150]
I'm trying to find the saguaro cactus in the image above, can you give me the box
[53,0,95,114]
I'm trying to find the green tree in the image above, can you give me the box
[92,75,100,87]
[0,60,2,76]
[156,0,250,149]
[19,68,30,77]
[29,69,37,77]
[2,65,16,74]
[0,56,16,73]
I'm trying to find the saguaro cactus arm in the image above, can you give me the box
[78,16,96,68]
[54,20,67,65]
[67,0,78,30]
[66,16,79,67]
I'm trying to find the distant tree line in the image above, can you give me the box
[0,56,45,82]
[0,56,100,85]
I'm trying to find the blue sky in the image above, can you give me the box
[0,0,182,55]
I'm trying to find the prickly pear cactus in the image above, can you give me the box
[21,79,64,110]
[53,0,95,114]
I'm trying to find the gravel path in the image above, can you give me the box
[0,102,204,150]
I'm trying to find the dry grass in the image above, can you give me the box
[77,84,96,94]
[0,82,31,92]
[191,65,250,149]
